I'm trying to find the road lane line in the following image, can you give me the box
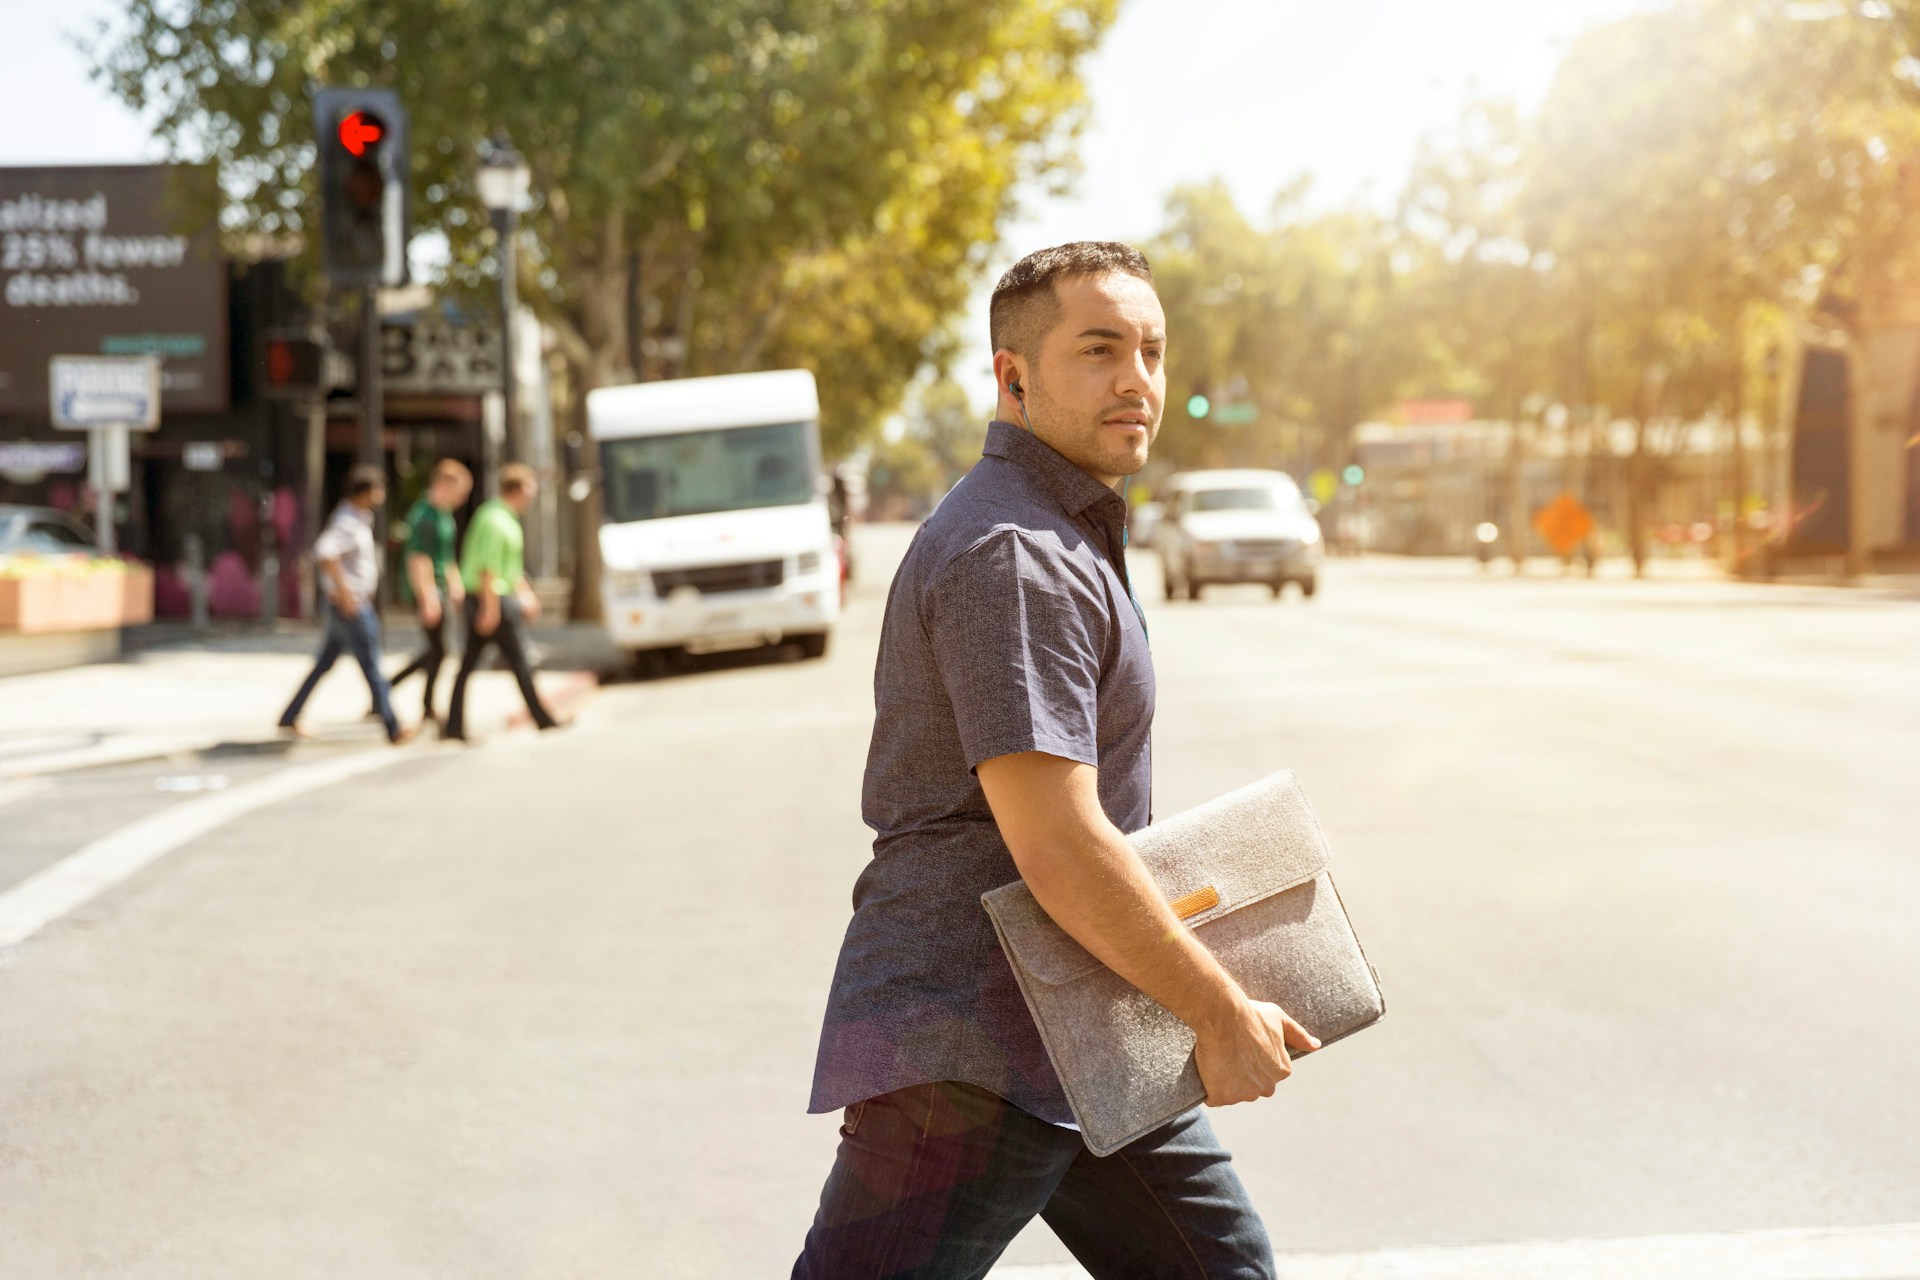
[0,748,417,951]
[991,1221,1920,1279]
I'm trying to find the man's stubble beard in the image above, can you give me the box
[1026,378,1157,481]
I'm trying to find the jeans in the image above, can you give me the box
[279,601,399,741]
[792,1081,1274,1280]
[444,594,555,738]
[388,603,454,717]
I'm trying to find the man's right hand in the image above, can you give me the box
[475,599,500,637]
[1192,998,1320,1106]
[330,587,360,615]
[420,595,441,628]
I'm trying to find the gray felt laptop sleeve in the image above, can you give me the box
[981,770,1384,1157]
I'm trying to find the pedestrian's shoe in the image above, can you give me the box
[389,725,419,746]
[538,712,574,732]
[278,722,312,740]
[440,724,476,744]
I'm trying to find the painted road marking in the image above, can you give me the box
[992,1221,1920,1279]
[0,748,416,951]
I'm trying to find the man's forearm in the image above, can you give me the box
[320,557,351,600]
[407,553,437,606]
[1015,819,1245,1037]
[979,754,1247,1037]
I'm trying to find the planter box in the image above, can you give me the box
[0,564,154,635]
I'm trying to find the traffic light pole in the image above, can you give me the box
[358,282,390,608]
[358,284,382,470]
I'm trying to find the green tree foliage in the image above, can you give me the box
[1146,180,1426,476]
[88,0,1116,451]
[1145,0,1920,568]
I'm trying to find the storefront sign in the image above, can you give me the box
[0,165,228,415]
[381,313,503,396]
[0,440,86,481]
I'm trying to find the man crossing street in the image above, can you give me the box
[385,458,472,726]
[443,463,565,742]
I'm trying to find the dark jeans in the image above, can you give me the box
[279,601,400,741]
[444,594,555,738]
[792,1081,1274,1280]
[387,603,454,717]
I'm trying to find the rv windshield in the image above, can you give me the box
[601,421,815,522]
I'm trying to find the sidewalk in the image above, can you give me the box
[0,621,614,780]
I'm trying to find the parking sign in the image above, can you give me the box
[49,355,162,430]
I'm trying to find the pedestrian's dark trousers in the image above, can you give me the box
[444,594,555,737]
[387,605,453,715]
[792,1081,1275,1280]
[279,602,399,741]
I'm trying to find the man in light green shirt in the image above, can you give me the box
[443,463,564,740]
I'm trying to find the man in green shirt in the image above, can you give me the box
[387,458,471,723]
[443,462,564,741]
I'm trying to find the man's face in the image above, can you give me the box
[430,477,470,509]
[361,485,387,510]
[1023,272,1166,485]
[507,484,536,515]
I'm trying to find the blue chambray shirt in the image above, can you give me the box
[808,420,1155,1125]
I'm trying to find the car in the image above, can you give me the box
[0,505,98,557]
[1157,470,1323,601]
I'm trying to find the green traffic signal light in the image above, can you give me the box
[1186,393,1211,419]
[1342,464,1365,486]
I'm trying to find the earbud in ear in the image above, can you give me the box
[1008,378,1025,400]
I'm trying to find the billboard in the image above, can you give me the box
[0,164,228,416]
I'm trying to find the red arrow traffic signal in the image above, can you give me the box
[337,110,385,157]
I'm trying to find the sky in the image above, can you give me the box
[0,0,1654,409]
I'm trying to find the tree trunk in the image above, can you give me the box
[1628,416,1650,578]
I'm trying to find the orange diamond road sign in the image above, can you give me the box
[1533,492,1594,556]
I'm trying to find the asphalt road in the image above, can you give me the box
[2,525,1917,1278]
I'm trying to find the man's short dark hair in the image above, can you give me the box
[989,241,1154,360]
[499,462,536,497]
[346,464,385,498]
[431,457,473,488]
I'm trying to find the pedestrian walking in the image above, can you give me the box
[384,458,473,725]
[278,464,414,745]
[442,462,565,742]
[794,244,1312,1279]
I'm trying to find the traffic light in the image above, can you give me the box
[260,329,326,399]
[1186,387,1211,419]
[313,88,410,286]
[1342,464,1365,486]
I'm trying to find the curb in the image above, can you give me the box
[1,670,603,782]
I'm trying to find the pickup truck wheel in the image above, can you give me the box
[631,648,672,681]
[795,632,830,660]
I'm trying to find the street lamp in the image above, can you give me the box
[477,137,531,488]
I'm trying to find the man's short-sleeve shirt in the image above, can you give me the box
[400,498,456,603]
[809,420,1154,1126]
[460,499,524,595]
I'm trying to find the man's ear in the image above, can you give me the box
[992,350,1028,406]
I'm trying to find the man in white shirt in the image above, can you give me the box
[278,464,414,745]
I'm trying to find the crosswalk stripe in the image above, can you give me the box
[0,749,414,952]
[991,1221,1920,1280]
